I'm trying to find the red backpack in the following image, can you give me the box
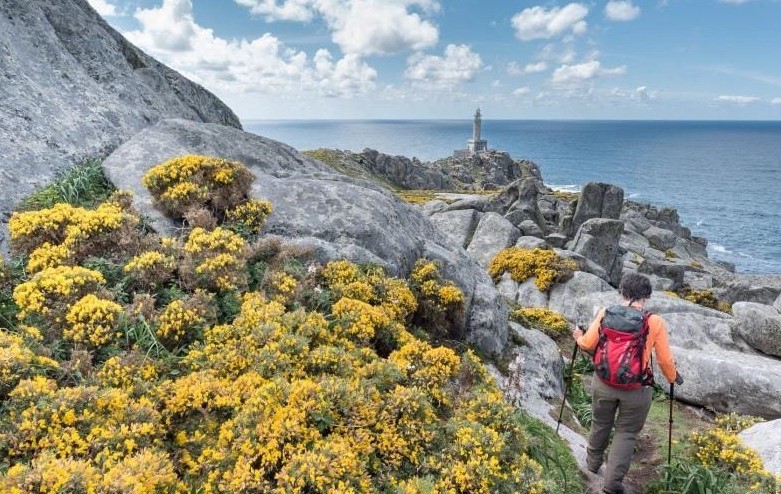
[593,306,654,390]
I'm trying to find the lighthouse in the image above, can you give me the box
[466,108,488,157]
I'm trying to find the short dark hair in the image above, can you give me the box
[619,272,652,301]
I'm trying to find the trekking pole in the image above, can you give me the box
[556,341,580,435]
[667,382,675,467]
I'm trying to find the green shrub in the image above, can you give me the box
[16,158,114,211]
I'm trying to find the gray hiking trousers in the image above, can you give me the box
[586,377,653,494]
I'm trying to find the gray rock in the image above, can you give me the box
[548,271,614,324]
[429,209,480,250]
[638,258,685,290]
[620,229,651,257]
[670,349,781,418]
[518,219,545,238]
[0,0,240,242]
[643,226,678,251]
[567,218,624,286]
[567,182,624,237]
[359,149,455,190]
[504,322,564,404]
[684,271,713,290]
[732,303,781,358]
[101,118,509,356]
[465,212,521,268]
[739,420,781,476]
[516,279,550,308]
[420,200,447,216]
[496,272,519,303]
[545,233,568,249]
[515,236,548,250]
[775,293,781,312]
[647,275,675,291]
[721,274,781,305]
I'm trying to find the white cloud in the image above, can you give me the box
[506,62,523,76]
[539,43,577,64]
[605,1,640,21]
[124,0,376,97]
[512,87,531,96]
[772,97,781,105]
[635,85,658,102]
[552,60,626,84]
[233,0,439,56]
[405,44,482,88]
[715,95,760,104]
[524,61,548,74]
[233,0,314,22]
[88,0,118,16]
[511,3,589,41]
[491,80,503,88]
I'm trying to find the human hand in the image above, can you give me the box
[572,327,584,341]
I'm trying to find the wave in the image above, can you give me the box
[709,243,733,254]
[547,183,580,193]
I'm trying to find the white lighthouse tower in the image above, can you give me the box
[466,108,488,157]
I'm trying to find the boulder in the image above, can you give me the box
[567,182,624,237]
[721,274,781,305]
[731,303,781,358]
[567,218,624,286]
[684,271,713,290]
[545,233,568,249]
[504,323,564,405]
[419,200,447,216]
[518,220,545,238]
[465,212,521,268]
[547,271,614,324]
[429,209,480,250]
[0,0,240,246]
[643,226,678,251]
[638,258,685,290]
[496,272,519,302]
[670,348,781,418]
[516,279,550,308]
[516,236,548,250]
[739,420,781,477]
[102,118,510,356]
[775,293,781,313]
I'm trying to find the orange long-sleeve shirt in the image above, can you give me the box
[576,307,678,384]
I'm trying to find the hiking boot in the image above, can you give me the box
[587,464,603,475]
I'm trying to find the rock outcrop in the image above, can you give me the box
[102,119,509,356]
[731,302,781,358]
[305,148,538,192]
[0,0,240,245]
[739,419,781,477]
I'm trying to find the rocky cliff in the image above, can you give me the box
[0,0,241,246]
[304,148,539,191]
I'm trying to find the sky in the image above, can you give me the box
[89,0,781,120]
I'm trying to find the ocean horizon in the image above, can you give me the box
[244,119,781,275]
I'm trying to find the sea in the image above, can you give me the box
[243,120,781,275]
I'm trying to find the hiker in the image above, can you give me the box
[571,272,683,494]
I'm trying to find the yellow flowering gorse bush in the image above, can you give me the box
[142,154,254,220]
[0,158,554,493]
[489,247,577,292]
[511,307,570,337]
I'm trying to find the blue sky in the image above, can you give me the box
[90,0,781,120]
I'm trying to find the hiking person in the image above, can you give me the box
[571,272,683,494]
